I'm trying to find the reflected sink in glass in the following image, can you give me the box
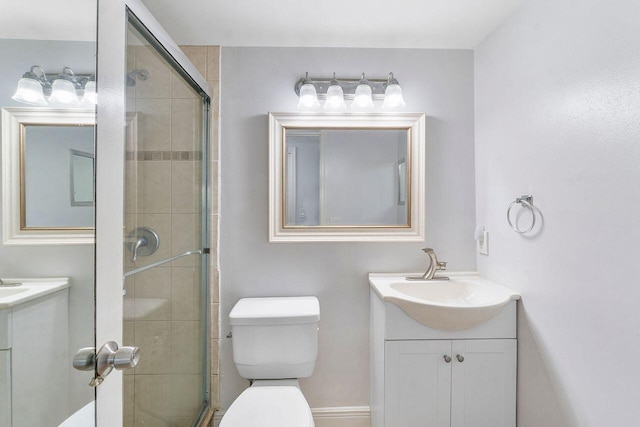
[0,287,28,299]
[0,279,69,309]
[369,273,520,331]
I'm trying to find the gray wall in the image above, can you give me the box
[220,47,476,409]
[475,0,640,425]
[0,39,95,414]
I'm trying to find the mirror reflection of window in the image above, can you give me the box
[284,128,410,227]
[398,159,407,205]
[23,124,95,229]
[70,149,95,206]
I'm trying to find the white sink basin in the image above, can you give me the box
[369,273,520,331]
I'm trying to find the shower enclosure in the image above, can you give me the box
[120,11,211,427]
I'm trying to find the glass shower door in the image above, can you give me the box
[121,12,210,427]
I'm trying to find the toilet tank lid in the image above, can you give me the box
[230,296,320,326]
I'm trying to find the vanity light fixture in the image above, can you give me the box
[297,72,320,110]
[351,73,375,111]
[381,72,406,110]
[323,73,346,111]
[294,72,405,111]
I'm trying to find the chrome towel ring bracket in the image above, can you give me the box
[507,195,536,234]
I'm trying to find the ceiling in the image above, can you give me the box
[142,0,524,49]
[0,0,523,49]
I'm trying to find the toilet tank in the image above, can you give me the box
[230,296,320,380]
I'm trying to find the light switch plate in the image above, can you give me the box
[478,231,489,255]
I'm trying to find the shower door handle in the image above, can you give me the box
[73,341,140,387]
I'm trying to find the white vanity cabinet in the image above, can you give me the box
[0,279,70,426]
[370,278,518,427]
[384,339,516,427]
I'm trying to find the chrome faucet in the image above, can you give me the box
[406,248,449,281]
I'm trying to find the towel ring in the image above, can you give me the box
[507,195,535,234]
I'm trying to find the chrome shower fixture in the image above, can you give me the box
[126,68,150,87]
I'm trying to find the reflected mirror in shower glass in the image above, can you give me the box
[23,123,95,228]
[0,0,97,424]
[70,149,95,206]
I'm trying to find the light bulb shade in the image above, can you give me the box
[297,83,320,110]
[12,77,47,106]
[323,84,346,111]
[81,81,97,106]
[48,79,81,106]
[382,83,406,110]
[351,83,374,111]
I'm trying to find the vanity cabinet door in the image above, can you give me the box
[384,340,451,427]
[450,339,517,427]
[0,350,9,426]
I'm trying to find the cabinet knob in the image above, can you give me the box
[456,354,465,363]
[443,355,452,363]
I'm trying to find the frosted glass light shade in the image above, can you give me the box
[382,83,406,110]
[48,79,81,106]
[297,83,320,110]
[351,84,374,111]
[81,81,97,106]
[323,84,346,111]
[12,78,47,106]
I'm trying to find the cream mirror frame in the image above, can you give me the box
[268,112,426,242]
[1,107,95,245]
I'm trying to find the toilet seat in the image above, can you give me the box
[220,384,314,427]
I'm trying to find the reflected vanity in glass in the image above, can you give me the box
[269,113,425,242]
[1,107,95,244]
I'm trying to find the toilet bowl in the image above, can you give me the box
[220,380,314,427]
[220,296,320,427]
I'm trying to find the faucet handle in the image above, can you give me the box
[437,261,447,270]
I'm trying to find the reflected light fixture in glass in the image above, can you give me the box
[12,66,48,106]
[48,79,81,106]
[12,78,47,106]
[81,81,97,106]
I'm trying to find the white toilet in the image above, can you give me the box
[220,296,320,427]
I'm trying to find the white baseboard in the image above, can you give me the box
[213,406,370,427]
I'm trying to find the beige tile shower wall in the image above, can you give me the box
[180,45,221,412]
[122,42,219,427]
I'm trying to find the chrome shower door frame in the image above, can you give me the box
[96,0,212,425]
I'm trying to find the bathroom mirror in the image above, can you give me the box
[2,107,95,244]
[269,112,425,242]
